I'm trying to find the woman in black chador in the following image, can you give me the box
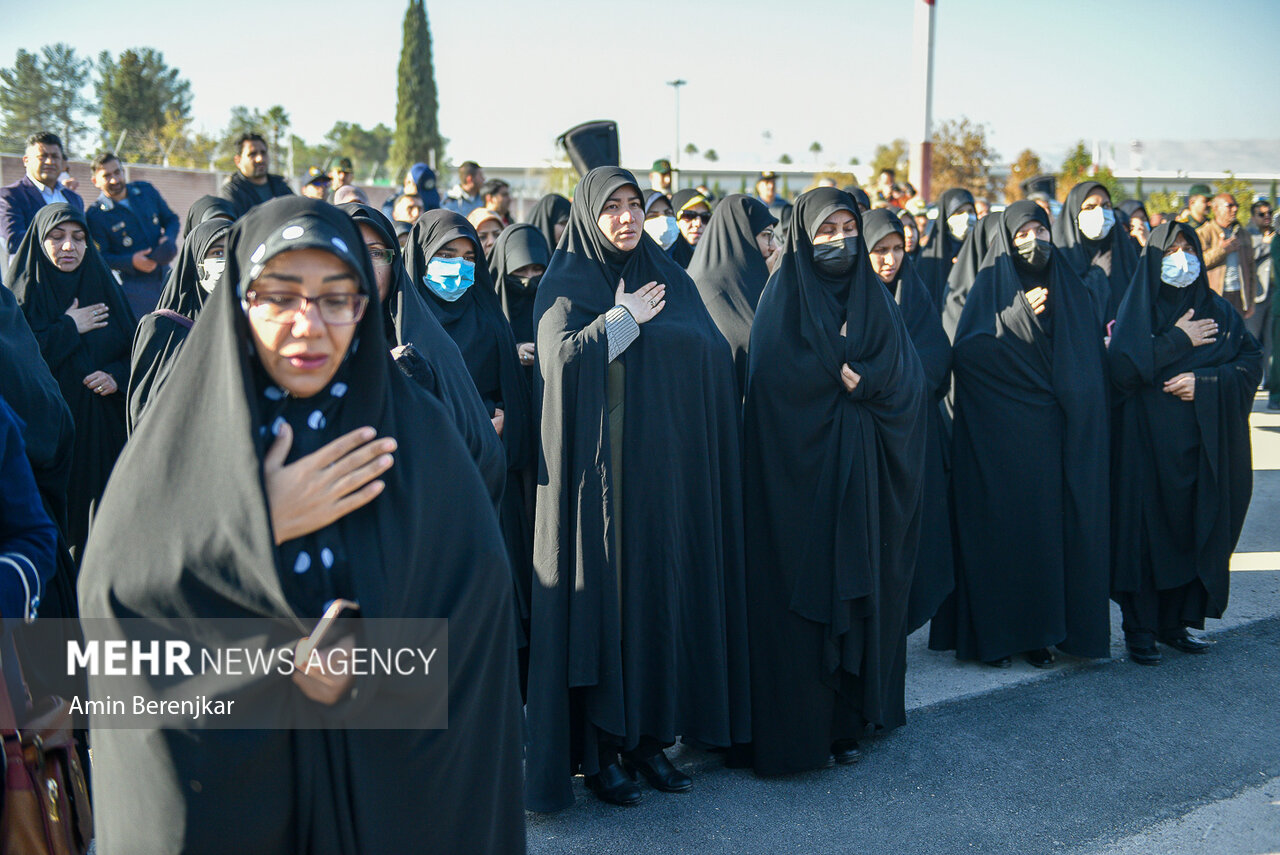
[526,166,750,810]
[743,189,927,775]
[1108,222,1260,664]
[686,193,779,396]
[942,201,1112,668]
[1053,180,1139,325]
[78,197,525,853]
[916,187,976,311]
[8,203,136,561]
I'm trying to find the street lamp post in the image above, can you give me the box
[667,79,687,181]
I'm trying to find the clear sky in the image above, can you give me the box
[4,0,1278,171]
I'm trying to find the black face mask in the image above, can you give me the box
[506,273,541,292]
[812,236,858,277]
[1015,237,1052,271]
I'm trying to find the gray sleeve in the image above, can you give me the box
[605,305,641,362]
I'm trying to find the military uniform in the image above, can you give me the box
[86,181,180,317]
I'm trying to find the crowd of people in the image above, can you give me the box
[0,127,1271,852]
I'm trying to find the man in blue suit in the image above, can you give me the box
[0,132,85,257]
[86,152,180,317]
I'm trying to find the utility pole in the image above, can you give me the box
[909,0,936,203]
[667,79,687,183]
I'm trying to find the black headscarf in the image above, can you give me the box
[862,208,955,633]
[127,219,230,431]
[489,222,550,345]
[527,192,570,253]
[917,188,975,310]
[941,210,1004,343]
[525,166,750,810]
[1108,222,1261,618]
[1053,181,1139,323]
[1117,199,1149,224]
[78,196,524,853]
[943,198,1111,661]
[742,189,927,774]
[686,194,776,394]
[843,186,871,213]
[338,201,505,507]
[182,195,237,236]
[898,208,922,261]
[8,203,136,559]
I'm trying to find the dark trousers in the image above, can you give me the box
[1118,581,1205,646]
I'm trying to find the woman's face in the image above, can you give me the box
[1014,222,1051,243]
[901,220,919,253]
[203,239,226,262]
[646,198,674,220]
[677,201,711,245]
[812,209,859,244]
[553,217,568,245]
[510,263,545,279]
[596,185,644,252]
[475,218,503,257]
[1080,189,1112,212]
[869,232,905,284]
[1164,231,1194,257]
[755,226,779,263]
[952,202,975,218]
[43,220,86,272]
[358,223,394,302]
[433,236,478,263]
[245,248,363,398]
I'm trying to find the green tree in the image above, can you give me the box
[0,49,49,151]
[290,134,334,174]
[40,44,95,155]
[1089,166,1127,205]
[929,117,999,199]
[1057,140,1092,201]
[1145,188,1181,219]
[389,0,443,173]
[684,142,698,156]
[809,140,823,164]
[262,105,291,173]
[325,121,394,182]
[778,153,792,165]
[96,48,192,163]
[1214,172,1255,227]
[1003,148,1042,202]
[870,138,909,177]
[703,149,719,163]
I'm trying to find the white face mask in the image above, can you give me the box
[198,257,225,293]
[1077,206,1116,240]
[644,215,679,251]
[1160,250,1201,288]
[947,211,976,241]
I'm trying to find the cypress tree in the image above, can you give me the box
[389,0,443,174]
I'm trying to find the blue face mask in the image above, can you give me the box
[424,256,475,301]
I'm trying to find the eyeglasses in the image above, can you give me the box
[368,248,396,266]
[679,211,711,224]
[246,291,369,326]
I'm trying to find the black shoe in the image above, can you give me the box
[585,762,643,806]
[986,657,1013,669]
[1026,648,1055,669]
[1158,630,1211,654]
[624,751,692,793]
[831,739,861,765]
[1127,643,1161,666]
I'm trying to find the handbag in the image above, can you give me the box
[0,664,92,855]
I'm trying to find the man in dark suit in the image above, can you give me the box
[217,132,292,217]
[86,152,180,317]
[0,132,85,256]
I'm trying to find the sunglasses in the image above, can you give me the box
[679,211,711,224]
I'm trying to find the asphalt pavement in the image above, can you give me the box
[526,397,1280,855]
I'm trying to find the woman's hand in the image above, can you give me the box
[615,278,666,324]
[264,424,396,545]
[1025,287,1049,316]
[841,363,862,394]
[491,407,505,437]
[1174,309,1218,346]
[1163,372,1196,401]
[66,298,109,333]
[83,370,118,396]
[292,634,356,705]
[516,342,535,367]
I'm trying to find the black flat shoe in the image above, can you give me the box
[986,657,1013,669]
[1127,643,1161,666]
[1159,630,1210,654]
[585,762,643,806]
[831,739,861,765]
[624,751,692,793]
[1026,648,1055,669]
